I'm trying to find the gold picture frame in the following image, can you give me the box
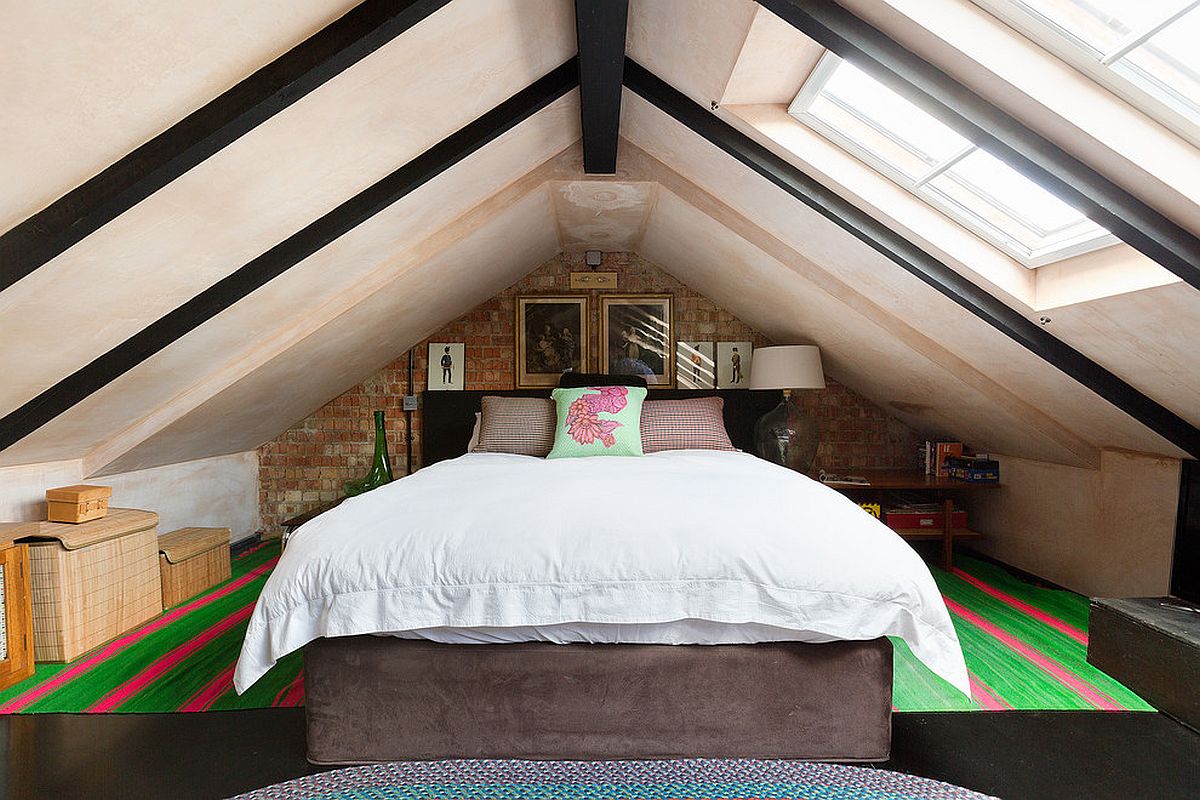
[599,294,674,388]
[515,295,589,388]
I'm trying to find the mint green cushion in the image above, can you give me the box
[546,385,648,458]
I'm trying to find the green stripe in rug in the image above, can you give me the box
[0,543,296,713]
[0,545,1152,714]
[889,555,1153,712]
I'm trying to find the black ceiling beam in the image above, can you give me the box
[574,0,629,173]
[0,0,451,293]
[624,58,1200,458]
[758,0,1200,293]
[0,60,578,453]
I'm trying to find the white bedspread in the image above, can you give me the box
[234,450,970,695]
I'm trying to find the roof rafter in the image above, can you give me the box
[624,56,1200,458]
[757,0,1200,293]
[0,0,451,293]
[575,0,629,173]
[0,60,579,454]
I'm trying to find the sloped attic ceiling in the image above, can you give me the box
[1,0,1197,478]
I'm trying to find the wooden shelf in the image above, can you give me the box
[821,469,1000,490]
[893,527,984,542]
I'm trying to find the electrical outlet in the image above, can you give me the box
[401,395,419,411]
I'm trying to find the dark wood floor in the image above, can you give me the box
[0,709,1196,799]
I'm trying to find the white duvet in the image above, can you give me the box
[234,450,970,695]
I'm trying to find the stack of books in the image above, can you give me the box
[920,441,1000,483]
[944,455,1000,483]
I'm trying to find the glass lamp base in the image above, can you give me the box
[754,394,819,473]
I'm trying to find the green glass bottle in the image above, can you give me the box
[344,410,395,497]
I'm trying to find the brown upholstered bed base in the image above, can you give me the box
[303,636,893,765]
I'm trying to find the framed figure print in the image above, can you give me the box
[515,296,589,388]
[427,342,465,391]
[676,341,715,389]
[716,341,752,388]
[600,295,673,387]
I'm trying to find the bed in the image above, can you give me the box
[235,390,968,764]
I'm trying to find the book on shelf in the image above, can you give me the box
[922,441,964,477]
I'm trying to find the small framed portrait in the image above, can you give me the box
[716,341,752,388]
[427,342,465,391]
[676,341,715,389]
[515,296,589,388]
[600,295,673,387]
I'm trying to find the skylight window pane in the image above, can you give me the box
[807,95,935,179]
[789,53,1115,266]
[1117,8,1200,116]
[922,149,1106,254]
[1014,0,1185,53]
[999,1,1200,126]
[947,150,1086,234]
[819,62,970,174]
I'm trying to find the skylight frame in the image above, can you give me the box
[972,0,1200,148]
[788,53,1118,268]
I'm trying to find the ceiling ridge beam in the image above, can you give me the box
[757,0,1200,293]
[0,0,452,293]
[0,60,579,454]
[623,58,1200,458]
[575,0,629,174]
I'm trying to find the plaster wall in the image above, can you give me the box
[0,452,259,541]
[971,450,1182,596]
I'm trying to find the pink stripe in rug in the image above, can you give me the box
[179,663,236,712]
[968,672,1011,711]
[952,567,1088,645]
[273,670,305,708]
[0,557,278,713]
[944,596,1121,710]
[280,671,306,707]
[86,604,255,713]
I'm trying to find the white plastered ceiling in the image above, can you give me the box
[1,0,1197,479]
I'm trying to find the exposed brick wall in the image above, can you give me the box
[257,252,920,534]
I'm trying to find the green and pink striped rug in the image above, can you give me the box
[0,543,1151,714]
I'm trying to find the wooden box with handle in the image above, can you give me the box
[45,485,112,524]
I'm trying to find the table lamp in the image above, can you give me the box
[749,345,826,472]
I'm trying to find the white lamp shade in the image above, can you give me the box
[749,345,825,390]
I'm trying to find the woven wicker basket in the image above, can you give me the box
[158,527,231,608]
[13,509,163,662]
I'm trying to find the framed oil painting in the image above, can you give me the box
[676,341,715,389]
[515,296,589,388]
[716,341,752,388]
[426,342,465,391]
[600,295,673,387]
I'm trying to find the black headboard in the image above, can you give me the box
[421,389,782,466]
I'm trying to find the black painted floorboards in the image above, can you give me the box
[0,710,1196,799]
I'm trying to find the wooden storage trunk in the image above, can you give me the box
[158,527,231,608]
[45,484,112,524]
[12,508,163,662]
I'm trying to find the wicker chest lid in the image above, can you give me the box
[44,484,113,503]
[158,527,231,564]
[10,508,157,550]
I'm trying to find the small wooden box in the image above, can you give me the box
[45,485,112,524]
[12,509,162,662]
[158,528,231,608]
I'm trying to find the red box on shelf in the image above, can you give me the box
[885,509,968,530]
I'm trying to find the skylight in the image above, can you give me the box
[977,1,1200,139]
[789,54,1116,267]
